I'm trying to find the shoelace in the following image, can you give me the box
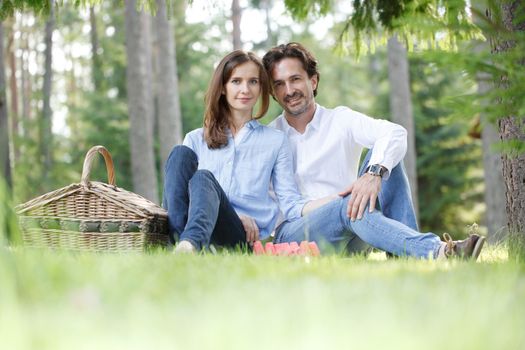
[443,232,455,256]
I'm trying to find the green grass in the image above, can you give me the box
[0,246,524,350]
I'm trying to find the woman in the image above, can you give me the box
[162,50,313,253]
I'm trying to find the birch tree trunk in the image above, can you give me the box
[154,0,183,179]
[492,0,525,256]
[41,2,54,186]
[125,0,159,203]
[0,22,12,189]
[387,35,419,217]
[231,0,242,50]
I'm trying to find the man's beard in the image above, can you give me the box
[283,91,311,116]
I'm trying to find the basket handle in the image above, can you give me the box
[81,145,116,187]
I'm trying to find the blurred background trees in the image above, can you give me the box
[1,0,522,250]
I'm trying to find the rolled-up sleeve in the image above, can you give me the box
[341,108,407,179]
[271,135,307,221]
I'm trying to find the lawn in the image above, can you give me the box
[0,246,524,350]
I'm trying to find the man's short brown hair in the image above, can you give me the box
[262,42,320,96]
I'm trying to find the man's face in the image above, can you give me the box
[270,58,318,117]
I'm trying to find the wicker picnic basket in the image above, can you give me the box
[16,145,169,252]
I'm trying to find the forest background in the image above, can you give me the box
[0,0,524,247]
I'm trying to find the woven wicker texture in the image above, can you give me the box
[16,146,169,252]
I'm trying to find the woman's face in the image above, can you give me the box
[223,61,261,115]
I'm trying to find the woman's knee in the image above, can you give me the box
[167,145,197,163]
[165,145,197,170]
[189,169,216,186]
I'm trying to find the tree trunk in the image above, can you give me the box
[90,5,103,91]
[41,2,54,186]
[21,22,31,129]
[7,20,18,128]
[231,0,242,50]
[481,122,508,242]
[6,18,19,162]
[124,0,159,203]
[0,22,12,189]
[478,75,507,243]
[492,0,525,255]
[387,35,419,218]
[154,0,183,179]
[264,0,273,47]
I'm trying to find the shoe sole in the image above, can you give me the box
[471,236,486,260]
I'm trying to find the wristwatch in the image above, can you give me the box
[367,164,387,178]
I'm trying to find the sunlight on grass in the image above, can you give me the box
[1,245,524,350]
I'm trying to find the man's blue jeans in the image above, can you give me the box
[162,145,246,250]
[275,151,442,258]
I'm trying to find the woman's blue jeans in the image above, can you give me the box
[162,146,246,250]
[275,151,442,258]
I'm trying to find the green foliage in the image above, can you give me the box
[284,0,332,20]
[508,231,525,262]
[419,26,525,154]
[284,0,483,56]
[0,177,21,245]
[0,0,169,19]
[411,57,483,235]
[0,0,51,19]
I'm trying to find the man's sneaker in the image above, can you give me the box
[443,233,486,260]
[174,240,196,254]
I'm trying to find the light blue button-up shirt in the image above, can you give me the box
[183,120,306,239]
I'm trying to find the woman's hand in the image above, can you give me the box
[239,215,259,243]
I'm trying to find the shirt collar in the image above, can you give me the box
[227,119,260,136]
[246,119,261,129]
[280,103,321,134]
[308,104,322,131]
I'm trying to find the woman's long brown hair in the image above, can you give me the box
[203,50,270,149]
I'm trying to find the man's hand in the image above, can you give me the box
[338,174,382,221]
[239,215,259,244]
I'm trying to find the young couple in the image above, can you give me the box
[162,43,485,260]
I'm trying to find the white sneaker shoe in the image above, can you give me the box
[174,240,196,254]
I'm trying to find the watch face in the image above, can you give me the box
[368,164,383,176]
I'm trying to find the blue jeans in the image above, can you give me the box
[162,146,246,250]
[275,150,442,258]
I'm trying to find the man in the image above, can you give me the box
[262,42,485,259]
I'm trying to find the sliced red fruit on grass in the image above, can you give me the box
[274,243,291,255]
[308,242,320,256]
[264,242,276,255]
[253,241,264,255]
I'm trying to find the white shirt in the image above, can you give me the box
[269,104,407,201]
